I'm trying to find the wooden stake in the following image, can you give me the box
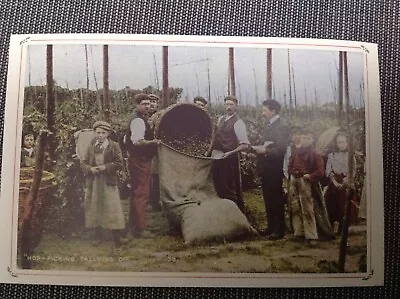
[46,45,56,167]
[338,51,344,125]
[162,46,169,108]
[266,49,272,101]
[338,51,355,272]
[103,45,110,121]
[229,48,236,96]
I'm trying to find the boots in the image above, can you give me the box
[112,230,129,248]
[91,227,102,246]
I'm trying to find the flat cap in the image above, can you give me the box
[148,94,160,101]
[93,120,112,131]
[224,95,238,104]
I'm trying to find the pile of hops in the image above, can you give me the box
[161,134,210,157]
[155,103,213,157]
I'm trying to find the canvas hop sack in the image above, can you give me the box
[155,103,256,243]
[158,144,257,243]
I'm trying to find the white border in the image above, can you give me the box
[0,34,384,287]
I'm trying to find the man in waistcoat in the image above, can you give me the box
[211,95,250,212]
[252,99,290,240]
[126,93,160,238]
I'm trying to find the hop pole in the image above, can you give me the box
[338,51,355,272]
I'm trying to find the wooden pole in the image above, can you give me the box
[338,51,355,272]
[20,130,51,269]
[338,51,344,125]
[162,46,169,108]
[292,63,297,109]
[287,49,293,119]
[46,45,56,166]
[153,48,160,90]
[103,45,110,121]
[207,56,212,107]
[266,48,272,101]
[229,48,236,96]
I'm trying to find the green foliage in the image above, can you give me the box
[22,84,366,237]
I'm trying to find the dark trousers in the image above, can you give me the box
[211,153,244,212]
[128,156,151,233]
[261,173,285,237]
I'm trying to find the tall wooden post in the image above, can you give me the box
[287,49,293,118]
[338,51,355,272]
[162,46,169,108]
[229,48,236,96]
[266,48,272,101]
[103,45,110,121]
[46,45,56,166]
[338,51,344,125]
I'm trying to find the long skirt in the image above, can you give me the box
[84,175,125,230]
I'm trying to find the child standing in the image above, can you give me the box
[21,132,36,167]
[81,121,127,248]
[324,131,358,234]
[288,129,325,245]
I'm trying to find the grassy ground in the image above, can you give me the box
[25,189,367,273]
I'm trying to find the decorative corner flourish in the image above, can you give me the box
[362,269,374,280]
[360,45,370,54]
[7,266,18,277]
[19,36,31,46]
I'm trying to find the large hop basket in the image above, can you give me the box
[18,167,55,249]
[154,103,213,157]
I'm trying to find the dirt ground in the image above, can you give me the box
[27,190,367,273]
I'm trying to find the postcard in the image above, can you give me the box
[0,34,383,287]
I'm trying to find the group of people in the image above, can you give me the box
[82,93,161,248]
[200,95,361,246]
[20,92,362,249]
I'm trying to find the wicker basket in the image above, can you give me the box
[154,103,213,156]
[18,167,55,250]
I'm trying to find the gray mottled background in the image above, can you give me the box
[0,1,398,298]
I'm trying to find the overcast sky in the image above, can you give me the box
[25,44,365,107]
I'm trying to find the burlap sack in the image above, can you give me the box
[158,144,256,243]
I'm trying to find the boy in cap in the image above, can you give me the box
[193,96,208,109]
[148,94,160,118]
[81,121,127,248]
[288,128,324,245]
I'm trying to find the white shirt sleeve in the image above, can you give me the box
[130,118,146,144]
[233,119,250,145]
[216,115,224,126]
[325,153,333,178]
[283,145,291,179]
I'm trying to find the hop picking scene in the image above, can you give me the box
[17,43,367,274]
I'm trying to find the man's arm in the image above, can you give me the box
[233,119,250,152]
[130,118,159,147]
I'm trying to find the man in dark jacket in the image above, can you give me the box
[253,99,290,240]
[126,93,160,238]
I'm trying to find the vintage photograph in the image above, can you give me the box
[0,35,384,287]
